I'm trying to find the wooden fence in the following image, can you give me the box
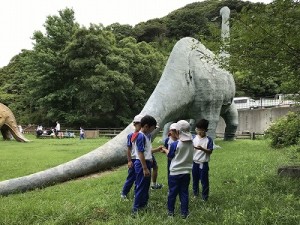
[23,126,123,139]
[23,125,265,140]
[216,132,265,140]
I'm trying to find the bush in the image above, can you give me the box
[265,111,300,148]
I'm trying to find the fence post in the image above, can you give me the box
[250,132,256,140]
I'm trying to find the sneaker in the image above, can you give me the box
[191,195,198,202]
[168,211,174,217]
[151,183,163,190]
[131,210,138,218]
[120,194,128,200]
[181,214,189,219]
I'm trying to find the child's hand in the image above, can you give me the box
[161,147,167,153]
[127,161,133,168]
[143,168,150,177]
[195,145,204,150]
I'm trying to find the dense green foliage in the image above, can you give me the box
[0,9,165,127]
[265,111,300,148]
[229,0,300,97]
[0,137,299,224]
[1,0,300,127]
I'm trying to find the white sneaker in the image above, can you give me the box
[120,194,128,200]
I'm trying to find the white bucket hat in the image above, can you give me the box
[133,114,143,123]
[176,120,192,141]
[169,123,178,131]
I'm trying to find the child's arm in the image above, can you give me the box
[194,145,212,155]
[138,151,150,177]
[127,147,133,168]
[161,147,169,155]
[151,145,163,153]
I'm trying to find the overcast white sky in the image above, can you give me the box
[0,0,272,68]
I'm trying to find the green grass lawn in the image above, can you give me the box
[0,135,299,225]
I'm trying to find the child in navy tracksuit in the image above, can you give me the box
[120,115,143,199]
[132,115,160,214]
[162,120,194,219]
[192,119,213,201]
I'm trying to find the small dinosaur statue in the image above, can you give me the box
[0,103,29,142]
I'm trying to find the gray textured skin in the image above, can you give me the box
[0,37,238,195]
[220,6,231,59]
[0,103,29,142]
[220,6,230,40]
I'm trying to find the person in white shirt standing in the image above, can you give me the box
[192,119,214,201]
[55,121,61,138]
[79,127,85,140]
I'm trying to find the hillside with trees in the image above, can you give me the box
[0,0,299,127]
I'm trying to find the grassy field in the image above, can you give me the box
[0,135,299,225]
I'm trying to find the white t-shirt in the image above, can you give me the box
[193,135,213,163]
[134,132,152,160]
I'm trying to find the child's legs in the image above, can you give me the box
[122,159,136,195]
[192,162,200,196]
[152,165,158,183]
[151,155,158,183]
[200,162,209,200]
[133,160,151,211]
[140,161,152,207]
[167,159,171,176]
[168,175,179,213]
[179,174,190,216]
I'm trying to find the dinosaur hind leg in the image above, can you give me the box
[220,104,238,141]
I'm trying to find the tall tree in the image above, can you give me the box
[133,19,167,43]
[24,8,80,125]
[229,0,300,96]
[105,23,134,41]
[65,30,166,127]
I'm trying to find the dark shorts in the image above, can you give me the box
[152,154,158,169]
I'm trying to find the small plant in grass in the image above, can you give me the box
[265,111,300,148]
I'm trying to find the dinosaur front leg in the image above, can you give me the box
[1,126,12,140]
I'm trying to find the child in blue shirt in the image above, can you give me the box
[161,120,194,219]
[192,119,213,201]
[132,115,161,214]
[120,114,143,199]
[163,123,179,175]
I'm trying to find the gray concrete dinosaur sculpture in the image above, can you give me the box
[0,103,29,142]
[0,37,238,195]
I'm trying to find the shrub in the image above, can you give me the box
[265,111,300,148]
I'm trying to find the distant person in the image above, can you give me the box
[18,125,23,134]
[192,119,213,202]
[36,125,43,137]
[50,128,55,137]
[55,121,61,138]
[161,120,194,219]
[46,128,53,135]
[80,127,85,140]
